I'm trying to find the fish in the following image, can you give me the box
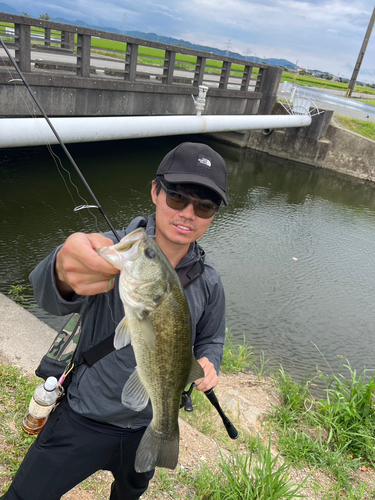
[96,228,204,472]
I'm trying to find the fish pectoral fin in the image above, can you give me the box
[114,317,132,349]
[121,367,150,411]
[186,356,205,385]
[138,316,156,352]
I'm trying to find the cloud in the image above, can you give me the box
[8,0,375,81]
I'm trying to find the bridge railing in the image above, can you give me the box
[0,13,282,116]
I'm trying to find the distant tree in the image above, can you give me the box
[22,12,30,17]
[39,13,51,20]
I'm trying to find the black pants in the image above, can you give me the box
[1,399,154,500]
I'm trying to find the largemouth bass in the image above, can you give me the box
[96,228,204,472]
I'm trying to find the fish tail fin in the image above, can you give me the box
[135,425,179,473]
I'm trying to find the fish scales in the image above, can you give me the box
[96,228,204,473]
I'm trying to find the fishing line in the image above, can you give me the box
[0,36,120,242]
[0,44,102,232]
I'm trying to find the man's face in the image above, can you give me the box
[151,181,215,248]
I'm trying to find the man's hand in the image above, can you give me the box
[194,357,218,392]
[55,233,119,298]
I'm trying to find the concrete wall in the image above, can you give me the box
[0,73,262,117]
[210,104,375,183]
[322,125,375,181]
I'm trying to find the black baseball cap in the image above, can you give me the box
[156,142,228,205]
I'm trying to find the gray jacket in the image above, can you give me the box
[30,214,226,428]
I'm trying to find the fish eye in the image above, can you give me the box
[145,248,156,259]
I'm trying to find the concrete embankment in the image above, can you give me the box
[211,103,375,183]
[0,292,56,372]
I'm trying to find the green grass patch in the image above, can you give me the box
[281,71,375,96]
[178,438,307,499]
[334,115,375,141]
[269,362,375,495]
[221,328,269,377]
[0,364,39,493]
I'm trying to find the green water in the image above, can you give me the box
[2,135,375,385]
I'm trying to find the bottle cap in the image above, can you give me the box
[44,376,58,391]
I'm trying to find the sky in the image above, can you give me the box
[7,0,375,82]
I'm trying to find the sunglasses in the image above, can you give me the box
[159,181,220,219]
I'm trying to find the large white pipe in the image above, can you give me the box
[0,114,311,148]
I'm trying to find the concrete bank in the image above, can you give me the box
[0,292,56,373]
[210,103,375,183]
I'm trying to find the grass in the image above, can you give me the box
[0,364,38,492]
[178,439,307,499]
[2,331,375,497]
[269,362,375,496]
[333,115,375,141]
[281,71,375,96]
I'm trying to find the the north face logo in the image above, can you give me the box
[198,156,212,168]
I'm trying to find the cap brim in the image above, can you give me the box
[164,173,227,206]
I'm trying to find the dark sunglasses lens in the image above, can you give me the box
[163,184,218,219]
[166,192,188,210]
[195,203,217,218]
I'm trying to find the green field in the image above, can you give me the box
[282,71,375,95]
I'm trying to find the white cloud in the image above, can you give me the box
[8,0,375,81]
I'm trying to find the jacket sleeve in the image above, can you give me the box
[192,275,226,375]
[29,246,86,316]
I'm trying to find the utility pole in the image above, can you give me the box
[346,5,375,97]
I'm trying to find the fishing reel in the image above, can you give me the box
[180,383,195,412]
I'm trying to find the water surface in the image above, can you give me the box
[1,135,375,388]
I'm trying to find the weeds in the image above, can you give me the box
[180,439,307,499]
[269,361,375,495]
[8,285,27,305]
[221,328,253,374]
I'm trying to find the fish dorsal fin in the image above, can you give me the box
[186,356,205,385]
[121,367,150,411]
[114,317,132,350]
[138,316,156,352]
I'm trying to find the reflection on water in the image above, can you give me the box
[1,136,375,389]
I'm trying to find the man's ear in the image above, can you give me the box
[151,181,157,205]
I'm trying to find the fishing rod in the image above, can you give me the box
[1,37,237,437]
[0,36,120,242]
[181,383,239,440]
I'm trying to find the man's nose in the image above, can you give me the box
[178,201,196,219]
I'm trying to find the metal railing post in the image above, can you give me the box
[15,23,31,72]
[77,34,91,77]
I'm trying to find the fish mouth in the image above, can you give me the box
[96,230,145,269]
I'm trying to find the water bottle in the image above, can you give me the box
[22,377,60,436]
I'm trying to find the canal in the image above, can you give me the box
[1,135,375,387]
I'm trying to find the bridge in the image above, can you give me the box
[0,13,282,118]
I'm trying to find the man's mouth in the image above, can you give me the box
[174,222,194,232]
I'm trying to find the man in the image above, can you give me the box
[2,142,227,500]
